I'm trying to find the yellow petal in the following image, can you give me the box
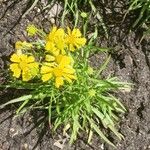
[45,41,56,52]
[27,56,35,63]
[48,26,57,40]
[55,37,65,51]
[59,56,71,67]
[10,63,21,78]
[16,49,22,55]
[63,68,75,74]
[41,65,53,74]
[53,67,63,77]
[45,41,52,51]
[28,63,39,76]
[67,27,71,35]
[45,55,55,62]
[15,41,23,50]
[63,75,72,83]
[22,70,32,81]
[51,26,57,33]
[55,55,63,64]
[76,38,86,45]
[56,28,65,37]
[64,74,77,80]
[52,49,60,56]
[42,73,52,82]
[55,77,64,88]
[20,54,28,62]
[69,44,75,51]
[72,28,82,37]
[10,54,20,62]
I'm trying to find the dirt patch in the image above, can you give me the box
[0,0,150,150]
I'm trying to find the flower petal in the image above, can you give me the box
[69,44,75,51]
[67,27,71,35]
[48,26,57,40]
[10,63,21,78]
[76,38,86,45]
[42,73,52,82]
[55,77,64,88]
[10,54,20,62]
[72,28,81,37]
[56,28,65,37]
[41,65,53,74]
[63,68,75,74]
[15,41,23,50]
[63,75,72,83]
[45,55,55,62]
[59,56,71,67]
[64,74,77,80]
[55,55,63,64]
[45,41,56,52]
[22,70,32,81]
[20,54,28,62]
[28,63,39,76]
[51,26,57,33]
[27,56,35,63]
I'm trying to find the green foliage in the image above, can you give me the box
[0,43,130,147]
[19,0,108,39]
[0,0,131,146]
[61,0,108,38]
[126,0,150,28]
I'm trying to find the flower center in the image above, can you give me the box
[53,67,63,77]
[19,61,28,70]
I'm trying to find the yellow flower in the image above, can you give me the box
[47,26,64,41]
[41,55,76,88]
[10,54,39,81]
[54,55,77,88]
[45,41,59,56]
[45,26,65,56]
[54,36,66,54]
[15,41,23,50]
[66,27,86,51]
[26,24,38,36]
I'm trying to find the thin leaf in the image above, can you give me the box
[87,129,93,144]
[70,114,80,144]
[110,95,126,111]
[87,116,116,148]
[91,106,104,120]
[0,95,32,109]
[16,98,30,114]
[108,125,124,140]
[96,55,111,78]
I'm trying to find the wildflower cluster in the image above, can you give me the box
[2,24,130,147]
[10,25,86,88]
